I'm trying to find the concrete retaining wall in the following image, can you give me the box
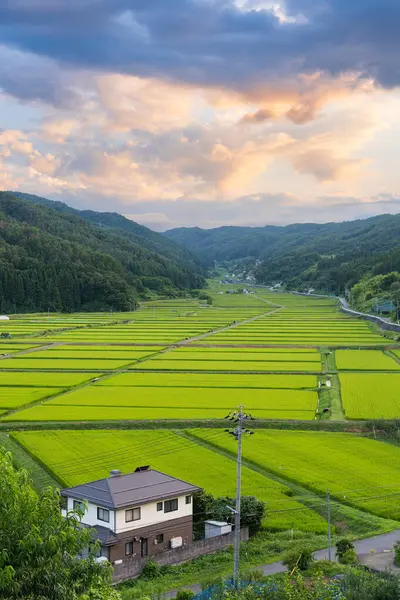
[112,527,249,583]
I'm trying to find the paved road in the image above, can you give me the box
[165,529,400,598]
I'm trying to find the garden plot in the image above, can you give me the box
[339,373,400,419]
[11,429,326,532]
[191,429,400,521]
[7,386,317,421]
[336,350,400,371]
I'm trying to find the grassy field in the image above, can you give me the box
[339,373,400,419]
[11,429,327,532]
[191,429,400,521]
[335,350,400,370]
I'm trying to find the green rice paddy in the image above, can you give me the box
[3,291,400,538]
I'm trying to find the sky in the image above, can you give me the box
[1,0,400,231]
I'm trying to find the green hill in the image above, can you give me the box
[0,192,204,313]
[165,216,400,294]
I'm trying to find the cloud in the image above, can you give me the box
[239,108,274,124]
[1,0,400,97]
[292,150,365,182]
[0,45,83,108]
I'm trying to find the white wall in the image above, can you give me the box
[115,494,193,534]
[66,496,116,531]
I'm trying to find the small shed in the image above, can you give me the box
[204,520,232,539]
[0,316,9,321]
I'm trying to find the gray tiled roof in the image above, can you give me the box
[61,469,201,509]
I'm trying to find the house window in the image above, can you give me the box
[73,500,84,512]
[60,496,68,510]
[125,508,141,522]
[164,498,178,513]
[156,534,164,544]
[157,502,163,512]
[185,495,192,505]
[125,541,133,556]
[97,507,110,523]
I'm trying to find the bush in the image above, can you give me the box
[176,589,195,600]
[394,541,400,566]
[342,569,400,600]
[336,538,354,561]
[140,559,160,579]
[282,546,313,571]
[339,549,358,565]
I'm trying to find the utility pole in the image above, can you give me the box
[224,406,254,587]
[327,489,332,561]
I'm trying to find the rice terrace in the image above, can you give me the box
[2,284,400,576]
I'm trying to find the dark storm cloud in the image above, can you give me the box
[1,0,400,95]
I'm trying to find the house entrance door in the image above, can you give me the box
[141,537,148,557]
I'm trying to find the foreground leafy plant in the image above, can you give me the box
[0,448,119,600]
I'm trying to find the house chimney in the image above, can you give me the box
[109,469,121,477]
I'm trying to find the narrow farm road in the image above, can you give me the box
[164,528,400,598]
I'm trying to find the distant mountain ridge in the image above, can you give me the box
[0,192,204,313]
[165,215,400,293]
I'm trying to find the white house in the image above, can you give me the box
[0,316,9,321]
[61,467,201,564]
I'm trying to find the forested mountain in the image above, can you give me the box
[12,192,200,271]
[0,192,204,313]
[165,215,400,294]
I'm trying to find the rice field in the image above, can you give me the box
[11,429,327,532]
[0,294,396,425]
[4,385,317,421]
[0,387,61,409]
[339,373,400,419]
[0,358,136,370]
[335,350,400,371]
[96,372,317,389]
[191,429,400,521]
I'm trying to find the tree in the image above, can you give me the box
[282,546,313,572]
[0,449,120,600]
[211,496,265,531]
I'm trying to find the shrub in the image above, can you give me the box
[342,569,400,600]
[339,548,358,565]
[336,538,354,561]
[140,559,160,579]
[176,589,195,600]
[282,546,313,571]
[394,541,400,566]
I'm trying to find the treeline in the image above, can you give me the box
[0,193,205,313]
